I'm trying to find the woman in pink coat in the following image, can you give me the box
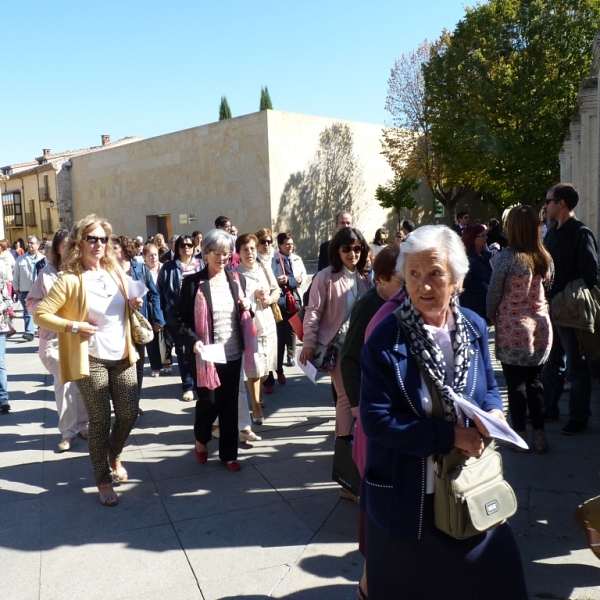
[299,227,372,485]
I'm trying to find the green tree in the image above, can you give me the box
[423,0,600,209]
[375,173,420,228]
[382,37,470,224]
[259,86,273,110]
[219,96,232,120]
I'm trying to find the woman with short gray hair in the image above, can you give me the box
[360,224,527,599]
[175,229,256,472]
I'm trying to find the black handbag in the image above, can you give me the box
[332,424,361,497]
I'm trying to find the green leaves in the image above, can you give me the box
[423,0,600,208]
[219,96,232,120]
[260,86,273,110]
[375,174,420,226]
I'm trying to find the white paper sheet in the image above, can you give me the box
[200,343,227,364]
[297,349,318,384]
[128,278,148,298]
[448,389,529,450]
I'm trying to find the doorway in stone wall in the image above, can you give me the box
[146,214,172,241]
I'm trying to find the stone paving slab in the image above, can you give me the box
[1,312,600,599]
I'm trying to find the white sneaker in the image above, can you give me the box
[239,430,261,442]
[182,391,194,402]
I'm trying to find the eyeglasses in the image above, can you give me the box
[210,251,231,260]
[181,243,194,248]
[340,244,363,254]
[84,236,109,245]
[476,234,488,239]
[259,239,273,245]
[545,197,557,205]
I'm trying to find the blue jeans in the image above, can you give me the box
[0,333,8,404]
[542,324,591,423]
[19,291,34,335]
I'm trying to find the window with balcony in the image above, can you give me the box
[25,199,37,227]
[2,192,23,228]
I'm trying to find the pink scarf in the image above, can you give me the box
[193,273,257,390]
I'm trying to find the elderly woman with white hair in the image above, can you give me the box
[360,225,527,599]
[174,229,255,472]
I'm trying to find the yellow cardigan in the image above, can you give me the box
[34,269,139,384]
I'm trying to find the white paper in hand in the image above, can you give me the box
[200,343,227,364]
[297,349,318,384]
[448,389,529,450]
[127,277,148,298]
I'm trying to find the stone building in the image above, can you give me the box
[69,110,402,258]
[0,135,140,244]
[559,28,600,242]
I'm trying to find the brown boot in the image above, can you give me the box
[533,429,549,454]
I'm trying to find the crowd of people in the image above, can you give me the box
[2,184,599,597]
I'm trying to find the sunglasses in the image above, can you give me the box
[259,239,273,245]
[340,244,363,254]
[181,242,194,248]
[84,236,109,244]
[545,197,557,205]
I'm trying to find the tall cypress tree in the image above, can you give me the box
[219,96,232,120]
[259,86,273,110]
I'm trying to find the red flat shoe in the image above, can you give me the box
[263,385,273,394]
[277,373,286,385]
[195,448,208,464]
[225,460,241,472]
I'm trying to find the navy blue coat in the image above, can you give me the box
[359,307,502,540]
[129,261,165,328]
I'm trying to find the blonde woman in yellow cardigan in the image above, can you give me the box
[34,215,143,507]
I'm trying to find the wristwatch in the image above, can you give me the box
[71,322,79,334]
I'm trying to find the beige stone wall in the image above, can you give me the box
[71,112,272,239]
[266,111,395,258]
[559,28,600,242]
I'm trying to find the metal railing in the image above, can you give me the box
[25,212,37,227]
[42,218,53,234]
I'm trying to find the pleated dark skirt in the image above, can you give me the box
[365,495,528,600]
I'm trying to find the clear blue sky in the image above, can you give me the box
[1,0,470,166]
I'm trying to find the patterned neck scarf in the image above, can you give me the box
[398,294,471,423]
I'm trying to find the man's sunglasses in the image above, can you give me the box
[84,236,109,244]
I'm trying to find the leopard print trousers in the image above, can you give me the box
[76,356,139,485]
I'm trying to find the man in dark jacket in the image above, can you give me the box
[317,211,353,271]
[451,211,469,236]
[542,183,598,434]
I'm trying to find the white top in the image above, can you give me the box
[84,269,127,360]
[209,276,243,361]
[233,262,277,334]
[421,311,459,494]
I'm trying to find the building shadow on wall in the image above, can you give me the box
[275,123,366,260]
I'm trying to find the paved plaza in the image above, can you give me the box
[1,307,600,599]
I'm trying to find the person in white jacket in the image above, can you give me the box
[26,230,88,451]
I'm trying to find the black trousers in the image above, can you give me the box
[501,362,545,431]
[276,315,296,373]
[194,357,242,462]
[135,343,146,399]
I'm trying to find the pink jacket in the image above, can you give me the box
[303,266,372,349]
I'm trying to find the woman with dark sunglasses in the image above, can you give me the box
[34,214,144,506]
[156,235,204,402]
[299,227,372,496]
